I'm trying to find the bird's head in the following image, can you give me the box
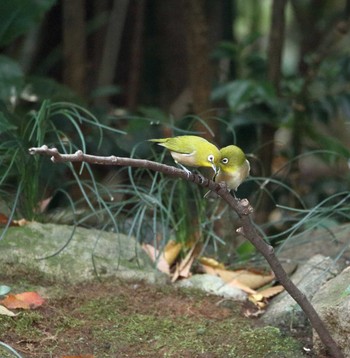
[219,145,246,173]
[197,143,221,173]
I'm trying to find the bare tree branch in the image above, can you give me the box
[28,145,344,358]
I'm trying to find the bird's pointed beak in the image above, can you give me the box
[211,164,218,174]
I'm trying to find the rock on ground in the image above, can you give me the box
[276,223,350,270]
[0,222,167,284]
[176,273,247,300]
[261,254,340,330]
[311,266,350,357]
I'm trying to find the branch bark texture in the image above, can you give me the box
[28,145,344,358]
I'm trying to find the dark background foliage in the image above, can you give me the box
[1,0,350,253]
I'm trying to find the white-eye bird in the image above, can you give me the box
[149,135,220,174]
[215,145,250,191]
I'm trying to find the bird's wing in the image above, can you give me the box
[161,137,196,154]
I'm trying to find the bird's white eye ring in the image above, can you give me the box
[221,157,229,164]
[208,154,215,163]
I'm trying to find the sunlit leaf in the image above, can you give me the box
[198,257,225,269]
[248,294,267,309]
[201,264,274,290]
[218,268,274,289]
[248,285,284,308]
[256,285,284,299]
[201,265,256,294]
[163,240,183,265]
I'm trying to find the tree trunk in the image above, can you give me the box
[90,0,109,91]
[155,0,188,112]
[255,0,287,224]
[62,0,87,97]
[126,0,145,110]
[96,0,129,106]
[184,0,217,139]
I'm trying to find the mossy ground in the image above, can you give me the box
[0,264,306,357]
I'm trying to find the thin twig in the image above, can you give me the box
[28,145,344,358]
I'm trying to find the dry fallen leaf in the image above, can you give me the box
[202,265,274,290]
[0,213,29,227]
[243,305,265,318]
[163,240,183,265]
[171,243,198,282]
[248,285,284,309]
[0,291,45,309]
[0,213,9,225]
[199,257,225,269]
[248,294,267,309]
[199,264,255,294]
[38,196,53,213]
[0,304,17,316]
[142,243,170,275]
[12,218,29,226]
[257,285,284,299]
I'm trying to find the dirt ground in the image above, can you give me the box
[0,265,309,358]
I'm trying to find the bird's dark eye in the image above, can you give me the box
[208,154,214,162]
[221,158,229,164]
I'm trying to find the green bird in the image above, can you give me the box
[215,145,250,191]
[149,135,220,174]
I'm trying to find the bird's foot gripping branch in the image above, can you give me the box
[28,145,344,358]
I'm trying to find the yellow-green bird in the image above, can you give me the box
[149,135,220,174]
[215,145,250,191]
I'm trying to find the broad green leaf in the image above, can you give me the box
[227,80,255,111]
[211,82,237,101]
[212,79,278,113]
[0,0,56,47]
[236,241,256,260]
